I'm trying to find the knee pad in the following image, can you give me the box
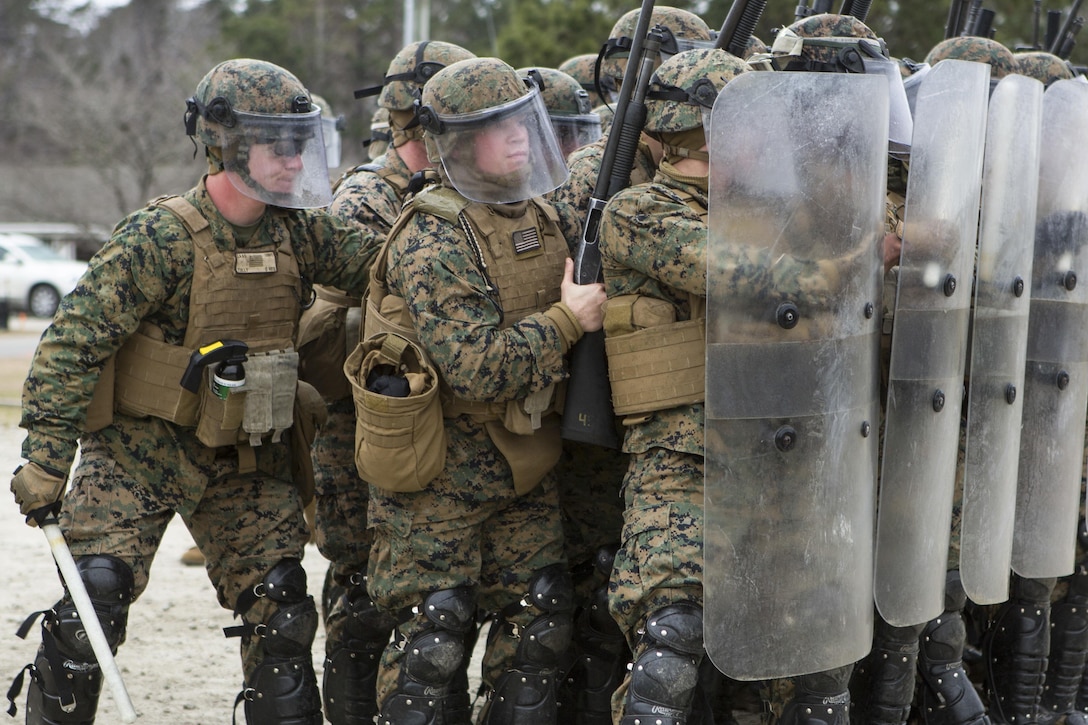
[566,581,629,722]
[780,667,853,725]
[620,602,704,725]
[54,555,135,662]
[242,654,322,725]
[323,578,397,725]
[1042,571,1088,717]
[378,586,477,725]
[8,556,134,724]
[480,567,574,725]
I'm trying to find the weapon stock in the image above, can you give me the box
[42,521,138,722]
[717,0,769,57]
[561,0,658,447]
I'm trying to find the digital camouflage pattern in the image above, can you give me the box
[1016,50,1076,85]
[369,180,584,702]
[559,52,615,106]
[366,106,391,161]
[421,56,528,118]
[524,66,595,117]
[547,135,658,220]
[189,58,313,149]
[924,36,1017,78]
[601,6,713,90]
[19,173,378,680]
[597,167,708,625]
[778,13,880,66]
[645,48,749,135]
[311,145,415,666]
[377,40,477,112]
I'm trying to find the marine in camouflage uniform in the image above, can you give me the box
[852,33,1017,725]
[598,47,750,725]
[365,56,606,725]
[1007,48,1083,725]
[8,59,381,725]
[296,40,476,725]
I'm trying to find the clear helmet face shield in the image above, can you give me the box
[217,109,333,208]
[430,88,570,203]
[902,62,932,117]
[321,114,343,168]
[551,112,603,157]
[862,54,914,157]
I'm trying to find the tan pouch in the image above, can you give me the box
[85,356,116,432]
[114,325,200,425]
[485,415,562,495]
[290,381,328,505]
[194,368,247,448]
[344,333,446,492]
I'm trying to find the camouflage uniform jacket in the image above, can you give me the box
[21,175,381,472]
[548,133,657,215]
[384,187,584,407]
[329,145,413,232]
[599,163,706,457]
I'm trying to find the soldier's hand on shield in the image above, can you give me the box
[11,461,67,527]
[883,231,902,273]
[560,257,607,333]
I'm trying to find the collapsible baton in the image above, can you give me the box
[41,519,138,722]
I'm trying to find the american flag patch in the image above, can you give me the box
[512,228,541,255]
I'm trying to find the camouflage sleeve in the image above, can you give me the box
[299,208,383,298]
[20,209,192,471]
[549,143,602,214]
[599,184,707,297]
[328,171,401,233]
[386,212,570,403]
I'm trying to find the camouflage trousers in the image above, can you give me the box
[311,398,374,650]
[607,446,704,643]
[366,415,568,706]
[59,413,311,679]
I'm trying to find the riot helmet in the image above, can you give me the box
[644,48,749,162]
[559,53,615,106]
[924,36,1017,97]
[355,41,476,147]
[418,57,569,204]
[364,106,392,161]
[768,13,912,156]
[520,67,603,157]
[1015,50,1076,87]
[184,58,332,208]
[601,7,713,93]
[310,93,345,169]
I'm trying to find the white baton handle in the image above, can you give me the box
[41,522,138,723]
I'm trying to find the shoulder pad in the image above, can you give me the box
[412,185,470,223]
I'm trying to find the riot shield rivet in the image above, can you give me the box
[860,421,871,437]
[1005,385,1017,405]
[774,426,797,452]
[1013,277,1025,297]
[864,302,874,319]
[943,274,957,297]
[1065,271,1078,291]
[776,302,800,329]
[1058,370,1071,390]
[932,390,945,412]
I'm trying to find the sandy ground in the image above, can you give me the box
[0,316,489,724]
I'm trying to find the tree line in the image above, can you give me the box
[1,0,1082,229]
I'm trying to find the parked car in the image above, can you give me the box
[0,233,88,318]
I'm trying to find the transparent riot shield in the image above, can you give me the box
[705,71,887,680]
[960,74,1044,605]
[875,59,989,627]
[1012,78,1088,579]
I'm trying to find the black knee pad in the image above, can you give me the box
[378,586,478,725]
[985,576,1053,725]
[851,621,923,725]
[242,655,323,725]
[620,602,704,725]
[323,578,397,725]
[782,667,854,725]
[54,555,135,661]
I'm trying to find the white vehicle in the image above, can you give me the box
[0,233,88,318]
